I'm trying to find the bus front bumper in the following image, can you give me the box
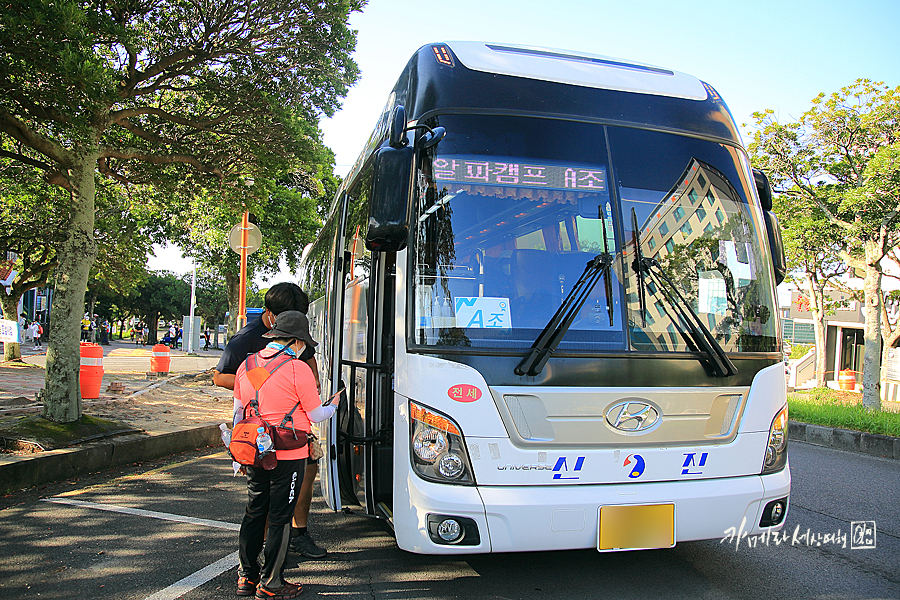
[394,465,790,554]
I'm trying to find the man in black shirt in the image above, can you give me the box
[214,282,326,559]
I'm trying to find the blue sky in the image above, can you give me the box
[151,0,900,279]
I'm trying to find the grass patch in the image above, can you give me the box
[788,388,900,437]
[0,414,138,450]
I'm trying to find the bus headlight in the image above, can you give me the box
[761,404,788,475]
[410,401,475,485]
[436,452,465,479]
[413,428,448,462]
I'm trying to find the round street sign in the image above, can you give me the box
[229,223,262,255]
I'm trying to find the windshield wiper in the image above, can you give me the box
[630,208,648,327]
[633,255,738,378]
[515,229,615,377]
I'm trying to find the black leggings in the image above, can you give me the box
[238,459,303,589]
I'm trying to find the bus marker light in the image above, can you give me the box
[432,45,454,67]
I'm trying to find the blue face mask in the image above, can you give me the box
[265,341,296,357]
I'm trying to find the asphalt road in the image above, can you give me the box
[0,441,897,600]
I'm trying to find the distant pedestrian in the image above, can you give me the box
[168,324,177,348]
[28,321,42,350]
[203,328,211,350]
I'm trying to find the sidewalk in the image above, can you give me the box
[0,337,233,494]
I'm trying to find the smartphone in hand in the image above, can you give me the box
[323,387,344,406]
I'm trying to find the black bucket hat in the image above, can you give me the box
[261,310,318,347]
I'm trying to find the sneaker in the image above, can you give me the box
[289,533,328,558]
[289,532,326,558]
[237,576,259,597]
[255,581,302,599]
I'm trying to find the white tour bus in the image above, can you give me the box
[300,42,790,554]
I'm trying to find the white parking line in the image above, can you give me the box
[42,497,241,599]
[143,551,239,600]
[41,497,240,530]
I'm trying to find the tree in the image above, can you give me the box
[749,80,900,409]
[177,164,331,337]
[128,271,191,345]
[0,0,362,421]
[193,269,230,349]
[0,156,68,359]
[1,159,161,358]
[771,192,848,386]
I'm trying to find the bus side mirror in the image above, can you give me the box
[366,142,415,252]
[763,211,786,285]
[754,169,786,285]
[753,168,773,211]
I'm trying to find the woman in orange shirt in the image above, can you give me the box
[233,311,337,600]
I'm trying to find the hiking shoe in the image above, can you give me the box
[237,576,259,597]
[255,581,302,599]
[289,532,326,558]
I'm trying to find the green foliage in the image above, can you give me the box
[789,344,814,360]
[748,80,900,261]
[126,271,191,324]
[247,286,267,309]
[193,268,231,324]
[749,80,900,406]
[789,389,900,436]
[0,0,363,419]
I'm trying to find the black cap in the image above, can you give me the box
[261,310,318,347]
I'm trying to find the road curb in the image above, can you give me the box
[788,420,900,460]
[0,424,221,495]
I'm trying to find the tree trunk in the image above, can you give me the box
[807,278,828,387]
[43,150,99,423]
[861,242,883,411]
[0,291,23,361]
[148,311,160,345]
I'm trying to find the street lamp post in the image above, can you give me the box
[188,260,197,353]
[237,208,250,331]
[230,177,263,333]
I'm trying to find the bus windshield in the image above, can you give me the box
[412,114,777,354]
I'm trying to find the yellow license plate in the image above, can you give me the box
[598,504,675,551]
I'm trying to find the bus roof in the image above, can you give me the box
[447,42,708,101]
[391,43,740,145]
[339,42,743,205]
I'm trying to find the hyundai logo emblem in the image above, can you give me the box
[605,400,661,432]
